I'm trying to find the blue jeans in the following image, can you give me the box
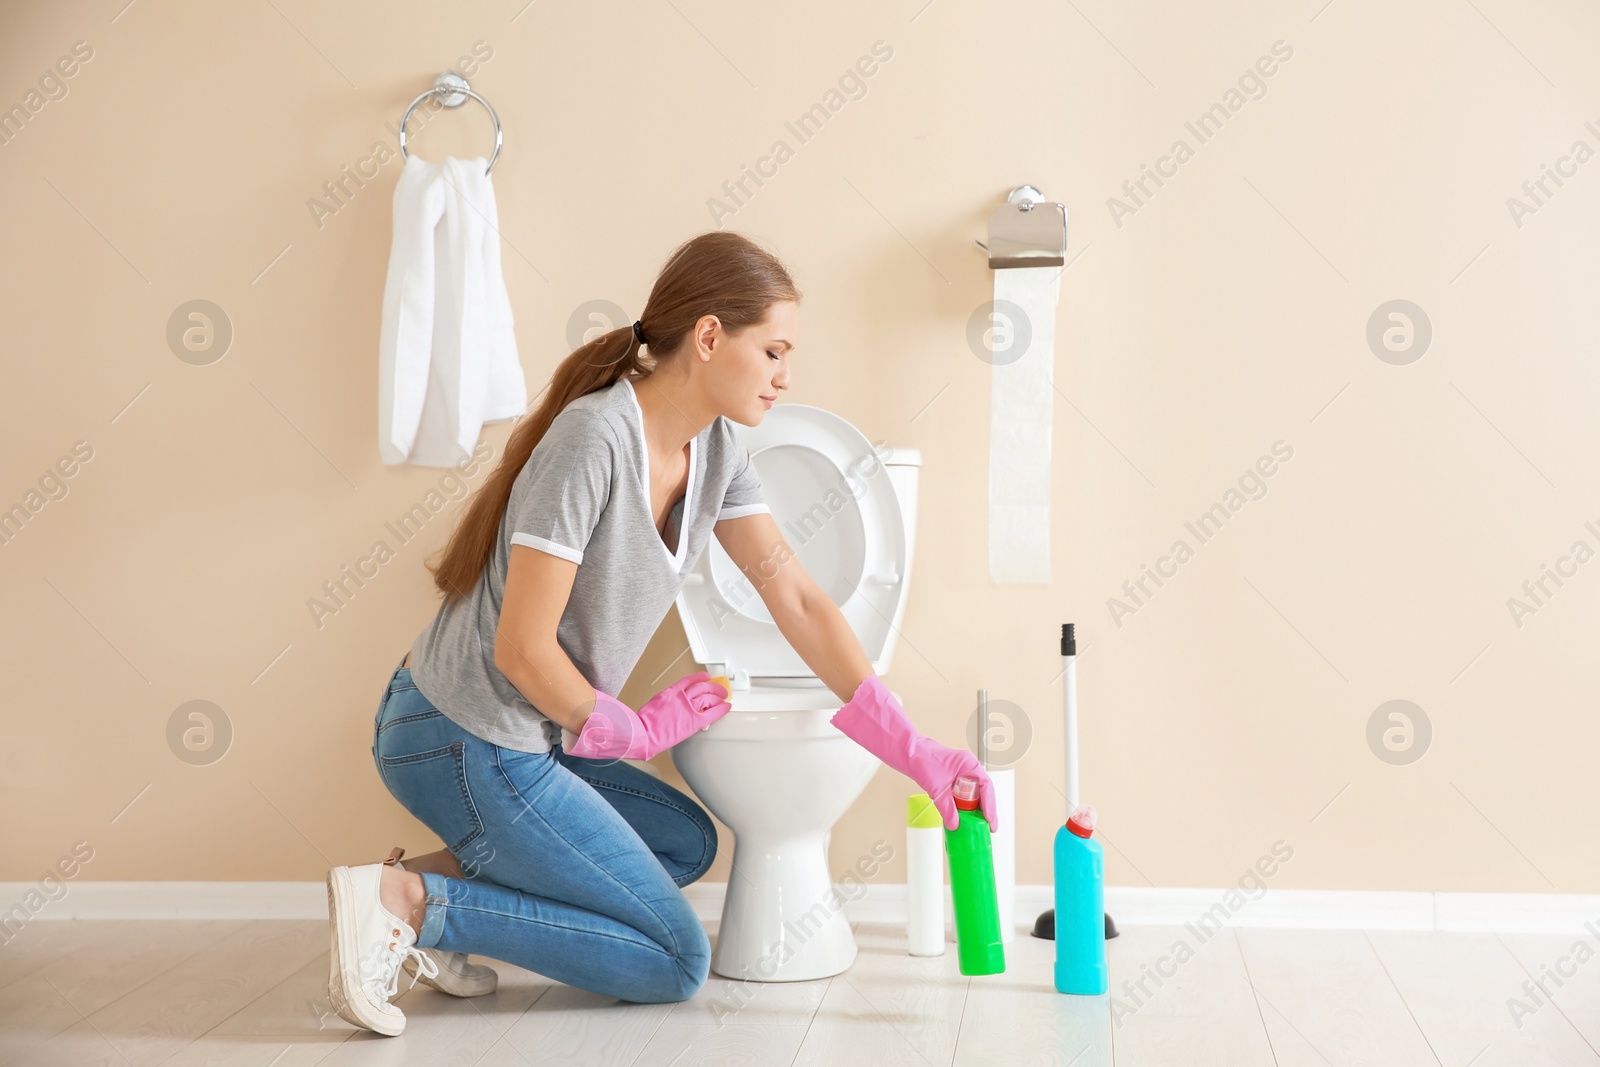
[370,659,715,1003]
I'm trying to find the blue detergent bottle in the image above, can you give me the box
[1053,804,1107,995]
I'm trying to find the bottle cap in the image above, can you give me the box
[906,793,943,829]
[1067,804,1097,838]
[952,774,980,811]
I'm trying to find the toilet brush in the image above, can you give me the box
[1032,622,1118,941]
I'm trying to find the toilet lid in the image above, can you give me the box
[674,404,906,681]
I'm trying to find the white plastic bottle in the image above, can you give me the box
[906,793,945,956]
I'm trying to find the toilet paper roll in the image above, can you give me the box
[989,767,1017,942]
[988,265,1061,585]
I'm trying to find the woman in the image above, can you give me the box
[326,230,998,1036]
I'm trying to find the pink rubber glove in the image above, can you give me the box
[561,671,731,761]
[830,674,999,833]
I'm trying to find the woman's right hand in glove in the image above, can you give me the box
[561,671,732,761]
[830,674,999,832]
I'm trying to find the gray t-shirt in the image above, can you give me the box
[409,376,770,753]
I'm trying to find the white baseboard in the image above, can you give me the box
[5,882,1600,935]
[0,882,330,922]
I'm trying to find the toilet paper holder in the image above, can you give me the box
[976,185,1068,269]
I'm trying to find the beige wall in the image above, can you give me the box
[3,0,1596,896]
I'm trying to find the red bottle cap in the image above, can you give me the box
[1067,804,1097,838]
[952,774,980,811]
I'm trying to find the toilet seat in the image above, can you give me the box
[675,404,907,688]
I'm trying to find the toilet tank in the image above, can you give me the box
[878,446,921,677]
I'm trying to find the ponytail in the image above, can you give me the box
[425,229,800,603]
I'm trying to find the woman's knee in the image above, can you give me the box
[674,803,718,886]
[641,914,710,1002]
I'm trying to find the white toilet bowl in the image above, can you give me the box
[672,404,921,982]
[673,696,880,981]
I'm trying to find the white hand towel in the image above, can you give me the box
[378,155,446,466]
[378,154,526,467]
[408,155,488,467]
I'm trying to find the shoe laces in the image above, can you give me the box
[407,946,470,977]
[364,927,440,1001]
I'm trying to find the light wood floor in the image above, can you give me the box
[4,916,1599,1065]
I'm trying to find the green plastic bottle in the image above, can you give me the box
[944,774,1005,976]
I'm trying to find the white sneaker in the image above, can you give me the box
[325,863,440,1036]
[403,946,500,997]
[391,858,499,997]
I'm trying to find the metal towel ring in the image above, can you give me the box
[398,72,502,175]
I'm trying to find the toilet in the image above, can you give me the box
[672,403,921,982]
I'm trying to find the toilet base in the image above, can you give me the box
[711,833,858,982]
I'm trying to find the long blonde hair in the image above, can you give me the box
[426,230,801,603]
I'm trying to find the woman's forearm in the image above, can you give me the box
[774,589,874,704]
[494,636,598,734]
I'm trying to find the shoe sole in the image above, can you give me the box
[326,868,405,1037]
[404,953,498,998]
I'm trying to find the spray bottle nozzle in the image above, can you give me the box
[952,774,980,811]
